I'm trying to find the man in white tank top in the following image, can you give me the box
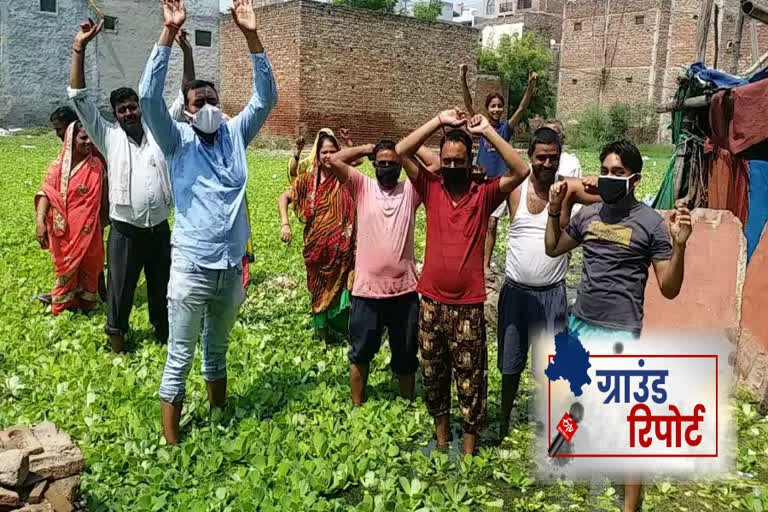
[492,128,599,438]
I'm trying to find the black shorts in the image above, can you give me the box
[348,292,419,375]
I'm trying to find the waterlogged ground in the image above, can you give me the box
[1,133,767,511]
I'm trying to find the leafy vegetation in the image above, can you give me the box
[412,0,443,21]
[567,103,659,149]
[333,0,398,13]
[1,133,766,511]
[478,34,557,125]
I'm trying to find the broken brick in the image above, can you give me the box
[29,448,84,482]
[0,486,21,507]
[0,448,29,487]
[7,426,44,456]
[28,479,48,504]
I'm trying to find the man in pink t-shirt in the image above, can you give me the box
[328,140,426,406]
[396,109,531,455]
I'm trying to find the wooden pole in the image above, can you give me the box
[713,5,720,69]
[731,7,746,73]
[695,0,715,62]
[751,19,760,64]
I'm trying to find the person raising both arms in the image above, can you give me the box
[396,108,530,455]
[287,127,363,181]
[460,65,537,178]
[138,0,277,444]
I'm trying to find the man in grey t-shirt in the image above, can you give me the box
[544,140,692,512]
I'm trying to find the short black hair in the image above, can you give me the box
[50,106,78,125]
[485,92,505,109]
[599,140,643,174]
[183,79,217,106]
[440,129,473,164]
[109,87,139,111]
[372,139,397,160]
[527,127,562,157]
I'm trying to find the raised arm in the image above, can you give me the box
[69,19,108,151]
[559,176,601,228]
[288,136,306,180]
[138,0,185,156]
[396,108,467,158]
[508,71,537,128]
[545,180,580,257]
[652,202,692,299]
[168,29,194,122]
[329,143,375,184]
[460,64,476,118]
[415,146,441,173]
[227,0,277,145]
[468,114,529,193]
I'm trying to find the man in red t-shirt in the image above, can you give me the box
[396,109,530,454]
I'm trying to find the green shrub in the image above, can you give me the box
[568,102,658,149]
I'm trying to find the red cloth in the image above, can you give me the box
[413,171,506,304]
[710,79,768,155]
[705,138,750,226]
[36,123,105,314]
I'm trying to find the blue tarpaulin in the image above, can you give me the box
[746,160,768,262]
[689,62,768,88]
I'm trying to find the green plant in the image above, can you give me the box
[412,0,443,20]
[569,103,659,149]
[333,0,397,13]
[478,34,556,124]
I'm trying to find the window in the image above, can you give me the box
[517,0,531,9]
[195,30,212,47]
[486,0,495,16]
[727,40,734,49]
[103,16,117,32]
[40,0,56,13]
[626,76,633,83]
[635,15,644,24]
[574,21,582,31]
[572,78,578,85]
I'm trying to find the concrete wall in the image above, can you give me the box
[0,0,220,128]
[220,0,480,144]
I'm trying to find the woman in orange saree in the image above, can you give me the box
[35,121,106,314]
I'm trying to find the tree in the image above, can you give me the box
[334,0,398,13]
[478,33,557,123]
[413,0,443,20]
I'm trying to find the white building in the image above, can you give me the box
[0,0,220,128]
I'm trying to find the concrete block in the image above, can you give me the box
[644,209,746,334]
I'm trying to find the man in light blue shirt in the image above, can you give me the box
[138,0,276,445]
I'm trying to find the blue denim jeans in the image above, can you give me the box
[158,251,245,404]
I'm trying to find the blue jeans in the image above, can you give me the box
[158,251,245,404]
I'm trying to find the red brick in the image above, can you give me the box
[0,486,20,508]
[220,1,479,145]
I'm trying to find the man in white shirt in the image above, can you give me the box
[543,119,582,179]
[490,128,599,438]
[69,19,173,353]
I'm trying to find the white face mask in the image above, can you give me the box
[185,103,222,134]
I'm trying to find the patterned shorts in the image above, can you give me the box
[419,296,487,434]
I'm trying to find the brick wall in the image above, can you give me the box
[219,2,302,138]
[220,0,480,144]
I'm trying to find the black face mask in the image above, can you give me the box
[375,162,402,187]
[441,167,470,189]
[598,175,634,204]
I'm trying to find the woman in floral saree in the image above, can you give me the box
[35,121,106,314]
[278,129,356,343]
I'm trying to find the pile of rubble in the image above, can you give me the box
[0,423,84,512]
